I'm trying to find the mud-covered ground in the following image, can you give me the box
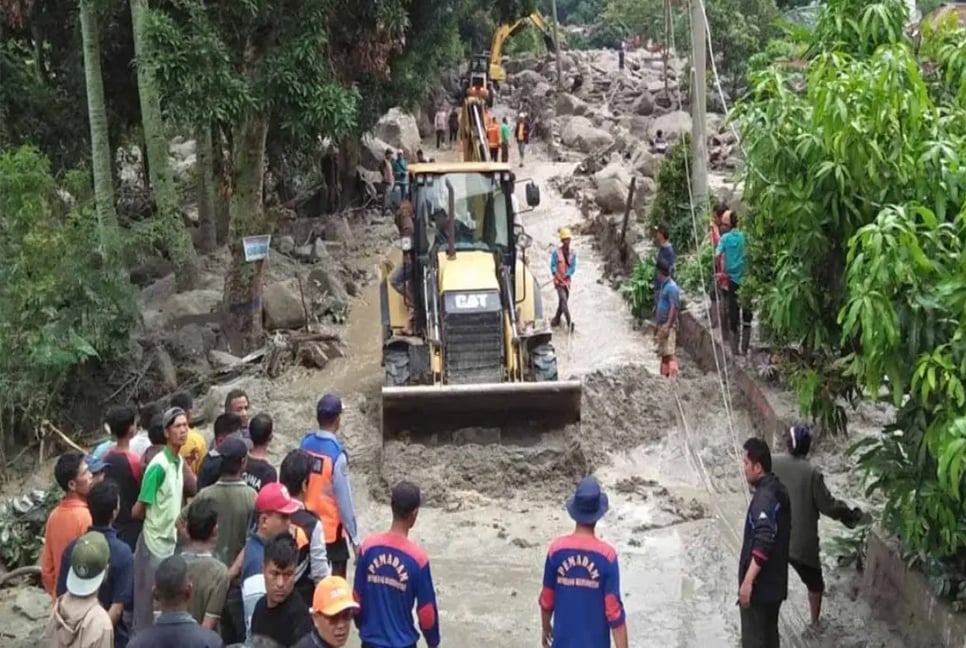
[0,146,904,648]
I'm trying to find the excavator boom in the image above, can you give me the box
[488,12,560,84]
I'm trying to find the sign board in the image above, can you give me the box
[242,235,272,262]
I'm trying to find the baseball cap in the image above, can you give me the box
[255,482,301,515]
[66,532,110,597]
[316,394,344,420]
[85,453,106,474]
[219,436,248,461]
[311,575,360,616]
[162,407,186,429]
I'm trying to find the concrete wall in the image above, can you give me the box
[675,306,966,648]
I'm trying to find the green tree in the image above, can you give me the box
[735,0,966,567]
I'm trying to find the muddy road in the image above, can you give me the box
[237,147,903,647]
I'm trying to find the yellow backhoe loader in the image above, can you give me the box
[378,162,581,436]
[488,12,559,85]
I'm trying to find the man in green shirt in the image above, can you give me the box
[500,116,512,163]
[181,498,230,631]
[131,407,187,635]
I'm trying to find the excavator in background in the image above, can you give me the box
[487,12,559,86]
[377,161,581,437]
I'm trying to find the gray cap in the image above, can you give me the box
[162,407,186,429]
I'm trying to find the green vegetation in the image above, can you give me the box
[735,0,966,580]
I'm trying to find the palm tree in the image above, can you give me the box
[79,0,116,226]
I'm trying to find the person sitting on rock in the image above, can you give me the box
[651,129,668,155]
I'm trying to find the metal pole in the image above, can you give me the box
[690,0,709,216]
[550,0,562,90]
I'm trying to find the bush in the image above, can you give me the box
[648,134,713,254]
[0,147,137,447]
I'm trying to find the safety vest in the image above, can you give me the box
[554,246,574,288]
[299,432,345,544]
[486,119,500,148]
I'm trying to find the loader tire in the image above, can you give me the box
[384,347,411,387]
[530,343,558,382]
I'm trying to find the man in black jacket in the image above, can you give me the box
[738,437,791,648]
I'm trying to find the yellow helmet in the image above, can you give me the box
[559,227,572,241]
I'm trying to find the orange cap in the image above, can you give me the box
[312,576,360,616]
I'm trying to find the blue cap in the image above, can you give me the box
[85,453,106,474]
[566,476,609,525]
[316,393,343,421]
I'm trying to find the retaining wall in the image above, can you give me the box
[675,305,966,648]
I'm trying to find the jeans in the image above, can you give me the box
[132,534,165,635]
[436,129,445,147]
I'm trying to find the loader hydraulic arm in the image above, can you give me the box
[488,12,558,84]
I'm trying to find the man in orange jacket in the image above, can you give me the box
[485,112,500,162]
[550,227,577,332]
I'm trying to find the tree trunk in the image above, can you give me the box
[222,113,271,354]
[214,126,232,245]
[195,124,218,252]
[129,0,199,290]
[79,0,116,228]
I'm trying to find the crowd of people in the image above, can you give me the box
[37,390,445,648]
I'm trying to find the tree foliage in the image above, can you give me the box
[736,0,966,569]
[0,147,136,446]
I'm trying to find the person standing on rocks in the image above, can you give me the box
[42,452,94,599]
[353,481,440,648]
[434,107,447,150]
[300,394,361,578]
[655,260,681,378]
[738,437,791,648]
[716,210,753,355]
[550,227,577,332]
[618,41,626,71]
[515,112,530,167]
[538,476,628,648]
[392,151,409,201]
[131,407,188,635]
[772,423,864,627]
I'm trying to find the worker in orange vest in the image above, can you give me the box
[298,394,359,578]
[486,112,500,162]
[550,227,577,332]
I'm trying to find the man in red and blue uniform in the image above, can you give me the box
[353,481,439,648]
[539,476,628,648]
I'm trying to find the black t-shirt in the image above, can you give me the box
[197,452,221,490]
[250,591,313,647]
[243,457,278,492]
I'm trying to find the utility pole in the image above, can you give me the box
[690,0,709,216]
[550,0,563,90]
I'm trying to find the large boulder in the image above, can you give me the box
[594,163,633,214]
[555,93,590,116]
[632,91,656,116]
[510,69,546,89]
[561,117,614,154]
[372,108,421,158]
[262,278,307,331]
[158,289,222,328]
[628,144,660,179]
[652,110,692,139]
[323,215,352,243]
[360,134,393,172]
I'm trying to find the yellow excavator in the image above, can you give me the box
[487,12,559,85]
[378,157,581,436]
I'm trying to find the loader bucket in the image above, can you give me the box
[382,380,582,440]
